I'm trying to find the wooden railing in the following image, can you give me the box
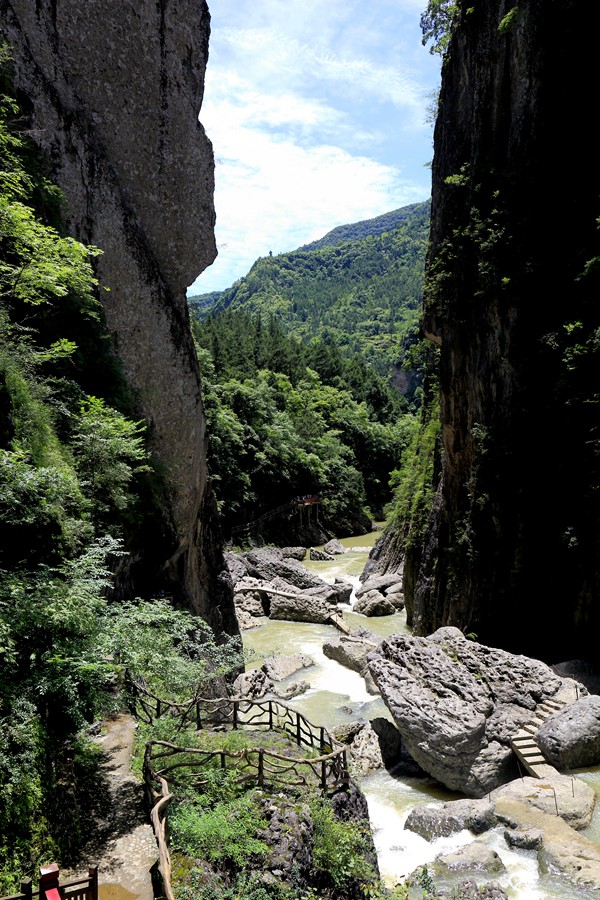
[0,867,98,900]
[141,696,349,900]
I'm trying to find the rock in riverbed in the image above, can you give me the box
[367,627,585,797]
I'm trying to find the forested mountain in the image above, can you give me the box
[189,199,430,378]
[189,203,430,544]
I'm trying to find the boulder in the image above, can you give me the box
[355,572,403,599]
[278,680,310,700]
[261,653,315,682]
[385,590,405,610]
[257,795,314,885]
[245,548,323,590]
[370,717,403,768]
[367,628,586,797]
[281,547,307,560]
[537,695,600,769]
[353,591,395,616]
[309,547,334,561]
[504,826,543,850]
[233,669,274,700]
[323,630,378,675]
[491,774,595,830]
[323,539,346,555]
[331,578,353,604]
[433,842,506,876]
[405,798,497,841]
[269,591,333,624]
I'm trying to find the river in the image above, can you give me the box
[242,531,600,899]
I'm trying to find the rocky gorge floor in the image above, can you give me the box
[228,542,600,897]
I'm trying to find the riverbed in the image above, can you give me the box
[241,532,600,898]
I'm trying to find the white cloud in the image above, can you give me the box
[188,1,439,294]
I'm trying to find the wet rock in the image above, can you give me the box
[309,547,334,561]
[504,826,543,850]
[405,798,497,841]
[368,628,585,796]
[269,591,333,624]
[278,680,310,700]
[537,695,600,769]
[323,630,378,674]
[447,879,508,899]
[370,717,403,768]
[281,547,307,560]
[261,653,315,682]
[323,539,346,555]
[353,591,395,616]
[491,774,595,830]
[433,842,506,876]
[331,578,353,604]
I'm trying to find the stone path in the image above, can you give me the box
[510,680,582,779]
[65,714,157,900]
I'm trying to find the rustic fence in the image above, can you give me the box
[0,867,98,900]
[140,694,349,900]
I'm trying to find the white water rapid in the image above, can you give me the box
[241,531,600,898]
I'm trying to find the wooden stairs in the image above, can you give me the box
[510,696,566,778]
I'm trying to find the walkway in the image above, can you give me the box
[64,714,157,900]
[510,682,581,778]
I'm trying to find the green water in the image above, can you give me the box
[241,533,600,898]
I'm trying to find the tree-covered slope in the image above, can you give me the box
[189,200,430,377]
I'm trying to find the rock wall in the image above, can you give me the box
[406,0,600,660]
[1,0,237,636]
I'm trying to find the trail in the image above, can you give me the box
[65,714,157,900]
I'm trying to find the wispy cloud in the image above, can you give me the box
[189,0,439,294]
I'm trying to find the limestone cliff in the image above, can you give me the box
[1,0,237,636]
[405,0,600,660]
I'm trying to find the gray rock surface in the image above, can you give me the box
[0,0,237,635]
[368,628,584,796]
[323,630,378,675]
[537,695,600,769]
[258,796,314,885]
[309,547,334,561]
[245,548,323,589]
[405,799,497,841]
[353,591,396,616]
[323,539,346,555]
[433,842,506,876]
[262,654,315,682]
[233,669,274,700]
[355,573,403,598]
[281,547,307,560]
[269,591,333,624]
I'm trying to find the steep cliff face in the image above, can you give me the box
[406,0,600,660]
[1,0,237,636]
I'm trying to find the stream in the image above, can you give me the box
[242,531,600,899]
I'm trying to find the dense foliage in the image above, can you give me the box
[189,202,430,543]
[190,199,430,380]
[0,51,242,890]
[192,311,419,543]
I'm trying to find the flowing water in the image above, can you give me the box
[242,532,600,898]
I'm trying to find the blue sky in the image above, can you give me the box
[188,0,441,296]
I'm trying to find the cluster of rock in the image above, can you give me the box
[404,773,600,892]
[367,627,588,797]
[226,547,353,629]
[353,571,404,616]
[232,653,314,702]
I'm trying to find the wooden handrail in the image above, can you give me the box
[141,696,349,900]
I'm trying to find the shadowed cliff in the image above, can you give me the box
[405,0,600,660]
[1,0,237,636]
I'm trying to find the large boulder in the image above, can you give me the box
[323,539,346,555]
[405,799,497,841]
[353,591,395,617]
[269,591,333,624]
[323,629,378,675]
[368,627,585,797]
[537,695,600,769]
[262,654,314,682]
[244,548,323,590]
[355,573,403,599]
